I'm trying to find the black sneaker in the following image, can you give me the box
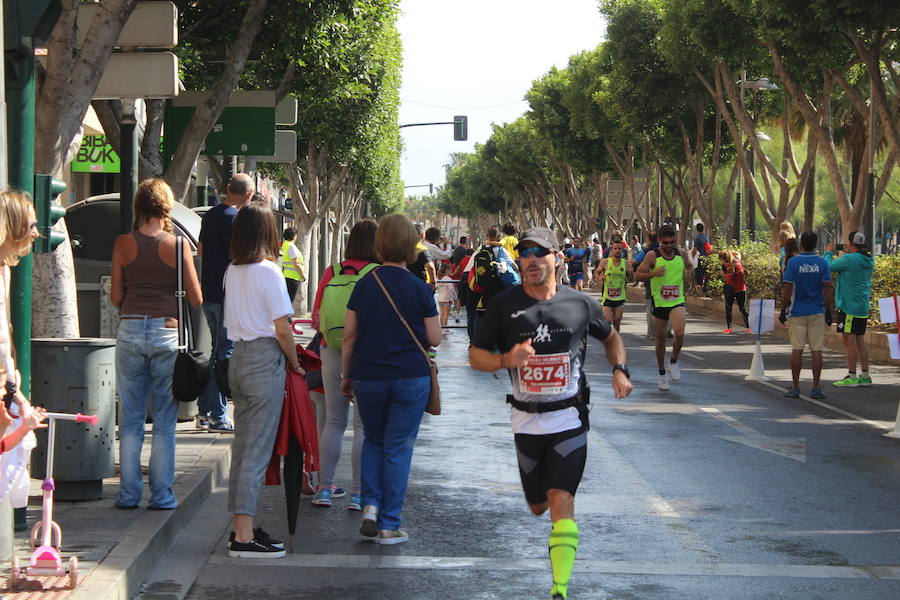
[228,538,286,558]
[229,527,285,550]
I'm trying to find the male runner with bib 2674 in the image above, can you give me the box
[635,224,690,391]
[469,226,633,600]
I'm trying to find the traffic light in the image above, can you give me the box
[453,115,468,141]
[429,184,434,195]
[33,174,67,253]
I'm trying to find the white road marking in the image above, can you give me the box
[698,406,807,462]
[681,351,706,361]
[756,380,893,433]
[209,553,900,580]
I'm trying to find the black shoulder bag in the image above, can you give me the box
[172,235,210,402]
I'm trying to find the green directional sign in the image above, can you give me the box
[71,135,121,173]
[164,91,276,157]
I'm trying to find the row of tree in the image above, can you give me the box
[33,0,403,332]
[436,0,900,248]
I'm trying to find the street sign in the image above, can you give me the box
[92,52,179,100]
[71,135,120,173]
[252,131,297,163]
[276,97,298,126]
[76,1,177,48]
[165,92,276,157]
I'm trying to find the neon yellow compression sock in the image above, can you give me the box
[549,518,578,598]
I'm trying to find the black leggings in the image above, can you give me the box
[724,285,748,328]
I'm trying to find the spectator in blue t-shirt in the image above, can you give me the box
[197,174,254,431]
[339,214,441,546]
[781,231,832,401]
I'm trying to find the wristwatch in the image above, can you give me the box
[612,364,630,379]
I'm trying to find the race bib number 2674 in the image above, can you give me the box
[517,352,570,395]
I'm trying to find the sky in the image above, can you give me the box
[398,0,607,195]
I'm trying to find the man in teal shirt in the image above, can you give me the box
[824,231,875,387]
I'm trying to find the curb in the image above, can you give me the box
[68,436,232,600]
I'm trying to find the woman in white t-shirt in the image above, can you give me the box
[223,203,303,559]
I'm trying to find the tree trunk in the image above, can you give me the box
[31,0,140,338]
[162,0,271,203]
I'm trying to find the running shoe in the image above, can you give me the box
[229,527,284,550]
[858,375,873,387]
[668,362,681,381]
[228,539,285,559]
[347,494,362,512]
[810,387,826,400]
[311,488,332,507]
[195,415,209,430]
[658,374,669,391]
[783,387,800,399]
[360,505,379,538]
[376,529,409,545]
[209,416,235,432]
[722,328,733,334]
[330,487,347,499]
[832,375,860,387]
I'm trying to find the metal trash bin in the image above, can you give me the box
[30,338,116,501]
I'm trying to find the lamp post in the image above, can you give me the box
[737,71,779,243]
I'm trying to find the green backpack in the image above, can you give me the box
[320,262,379,349]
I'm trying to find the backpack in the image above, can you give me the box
[320,262,379,349]
[469,246,502,294]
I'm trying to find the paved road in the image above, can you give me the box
[138,301,900,600]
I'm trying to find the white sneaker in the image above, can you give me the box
[658,374,670,391]
[669,362,681,381]
[376,528,409,545]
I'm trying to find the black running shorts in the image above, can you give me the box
[603,299,626,308]
[835,311,867,336]
[652,303,685,321]
[514,404,589,505]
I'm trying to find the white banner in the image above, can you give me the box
[888,334,900,360]
[877,296,900,324]
[748,299,775,334]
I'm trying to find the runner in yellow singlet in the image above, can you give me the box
[594,235,632,331]
[635,224,690,391]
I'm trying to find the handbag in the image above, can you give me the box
[172,235,210,403]
[372,270,441,415]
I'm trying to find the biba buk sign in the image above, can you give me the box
[71,135,120,173]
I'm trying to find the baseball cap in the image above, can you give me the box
[849,231,866,246]
[517,227,560,251]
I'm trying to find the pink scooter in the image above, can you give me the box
[9,411,99,590]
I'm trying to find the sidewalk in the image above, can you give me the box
[4,300,899,599]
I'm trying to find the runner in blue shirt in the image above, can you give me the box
[564,238,591,292]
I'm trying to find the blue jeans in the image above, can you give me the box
[354,376,430,531]
[200,303,233,419]
[116,317,179,508]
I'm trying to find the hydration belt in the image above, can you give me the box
[506,386,590,414]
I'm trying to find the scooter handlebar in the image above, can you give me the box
[75,413,99,426]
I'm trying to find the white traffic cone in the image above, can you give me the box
[745,340,768,381]
[885,402,900,439]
